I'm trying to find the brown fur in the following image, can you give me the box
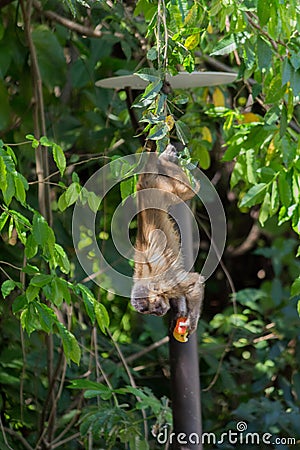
[131,144,205,336]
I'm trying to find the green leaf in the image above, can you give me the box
[147,47,157,61]
[58,192,68,212]
[54,244,70,274]
[240,183,268,208]
[141,80,163,105]
[3,173,15,205]
[56,322,81,365]
[77,284,96,324]
[40,136,52,147]
[135,68,161,83]
[84,389,112,400]
[175,120,191,145]
[14,173,28,204]
[22,264,39,275]
[282,58,293,86]
[12,294,27,314]
[281,136,296,167]
[25,234,38,259]
[35,302,56,333]
[68,379,111,393]
[257,0,269,26]
[291,277,300,297]
[0,156,7,192]
[191,143,210,169]
[222,143,241,162]
[32,26,66,89]
[52,144,66,176]
[26,134,40,149]
[95,302,110,334]
[259,192,271,226]
[210,34,237,56]
[30,274,53,287]
[278,172,292,208]
[270,180,279,215]
[87,191,100,213]
[1,280,17,299]
[246,149,257,184]
[173,94,189,105]
[68,380,113,400]
[147,123,169,140]
[257,36,272,71]
[0,80,10,130]
[32,214,50,247]
[120,177,134,202]
[20,304,38,335]
[65,182,81,207]
[0,211,9,232]
[26,285,40,302]
[56,278,71,304]
[13,218,26,245]
[280,105,288,138]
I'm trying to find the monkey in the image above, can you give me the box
[130,144,205,342]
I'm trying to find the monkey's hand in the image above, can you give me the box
[173,317,189,343]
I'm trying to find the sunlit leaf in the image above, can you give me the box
[95,302,110,334]
[240,183,268,208]
[52,144,66,177]
[210,34,237,56]
[1,280,17,299]
[56,322,81,365]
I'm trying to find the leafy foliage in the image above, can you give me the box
[0,0,299,449]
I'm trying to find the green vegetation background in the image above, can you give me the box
[0,0,299,448]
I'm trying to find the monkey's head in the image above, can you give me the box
[130,283,170,316]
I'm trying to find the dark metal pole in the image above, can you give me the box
[169,202,203,450]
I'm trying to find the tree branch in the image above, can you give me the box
[20,0,52,225]
[226,223,261,257]
[32,0,124,39]
[3,426,34,450]
[246,11,288,52]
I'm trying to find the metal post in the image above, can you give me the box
[169,202,203,450]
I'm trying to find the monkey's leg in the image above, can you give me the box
[184,274,205,335]
[169,295,188,318]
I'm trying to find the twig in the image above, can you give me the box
[107,329,149,440]
[0,260,22,271]
[51,397,83,445]
[246,11,288,51]
[34,348,65,448]
[226,223,260,257]
[253,332,277,344]
[0,417,14,450]
[196,215,236,299]
[123,336,169,366]
[52,432,81,449]
[196,214,238,391]
[21,0,52,225]
[3,426,34,450]
[78,334,169,381]
[202,346,230,392]
[91,326,119,406]
[32,0,124,39]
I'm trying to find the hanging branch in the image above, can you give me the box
[20,1,58,446]
[20,0,52,226]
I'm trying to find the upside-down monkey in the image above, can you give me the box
[130,144,205,342]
